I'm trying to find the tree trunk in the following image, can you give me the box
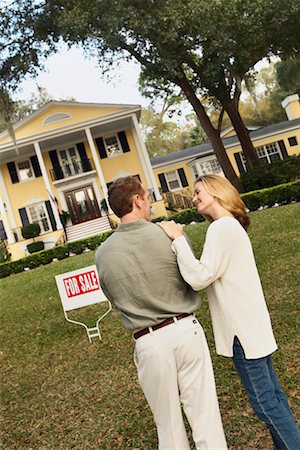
[225,99,260,169]
[177,73,243,192]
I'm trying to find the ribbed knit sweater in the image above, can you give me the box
[171,217,277,359]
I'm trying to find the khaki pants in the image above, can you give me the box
[134,315,227,450]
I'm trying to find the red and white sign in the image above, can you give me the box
[55,265,108,312]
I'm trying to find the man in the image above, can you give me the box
[95,176,227,450]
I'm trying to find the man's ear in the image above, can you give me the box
[132,193,142,209]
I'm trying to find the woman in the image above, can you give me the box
[158,174,299,450]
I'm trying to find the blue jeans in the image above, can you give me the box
[233,336,300,450]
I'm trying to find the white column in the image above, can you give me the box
[0,196,14,244]
[0,167,17,243]
[196,162,202,178]
[85,127,113,214]
[131,114,162,200]
[33,141,63,230]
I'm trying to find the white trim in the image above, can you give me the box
[0,195,14,244]
[33,141,63,230]
[0,167,17,238]
[281,94,299,109]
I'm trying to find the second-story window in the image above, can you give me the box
[58,147,81,177]
[17,159,34,182]
[104,135,123,157]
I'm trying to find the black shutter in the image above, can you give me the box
[95,137,107,159]
[278,140,288,158]
[234,152,246,174]
[19,208,29,226]
[76,142,90,172]
[7,162,19,184]
[118,131,130,153]
[158,173,169,193]
[178,168,188,187]
[0,220,7,240]
[45,200,57,231]
[30,155,42,177]
[49,150,64,180]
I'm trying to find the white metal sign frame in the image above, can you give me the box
[55,264,112,342]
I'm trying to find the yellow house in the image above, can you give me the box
[152,94,300,197]
[0,101,166,260]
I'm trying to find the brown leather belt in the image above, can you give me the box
[133,313,192,340]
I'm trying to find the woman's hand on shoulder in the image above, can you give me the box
[157,220,184,240]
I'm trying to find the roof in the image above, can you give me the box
[151,118,300,167]
[0,100,142,140]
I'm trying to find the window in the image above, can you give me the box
[191,158,222,179]
[104,135,123,157]
[288,136,298,146]
[43,112,71,125]
[256,142,282,164]
[17,159,34,182]
[165,170,182,191]
[58,147,81,177]
[239,141,284,171]
[27,203,51,233]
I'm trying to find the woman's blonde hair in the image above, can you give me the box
[195,175,250,230]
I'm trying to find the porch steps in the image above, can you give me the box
[66,216,112,243]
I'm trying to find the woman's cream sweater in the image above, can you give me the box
[171,217,277,358]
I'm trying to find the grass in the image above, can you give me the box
[1,203,299,449]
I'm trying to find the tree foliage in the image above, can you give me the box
[1,0,300,189]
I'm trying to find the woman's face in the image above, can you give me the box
[192,181,217,215]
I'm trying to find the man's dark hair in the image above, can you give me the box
[108,176,145,218]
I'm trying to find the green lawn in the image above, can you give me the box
[1,203,299,449]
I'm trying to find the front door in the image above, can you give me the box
[65,185,101,225]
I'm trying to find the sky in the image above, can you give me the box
[12,45,149,107]
[12,42,274,123]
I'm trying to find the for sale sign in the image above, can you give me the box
[55,265,108,312]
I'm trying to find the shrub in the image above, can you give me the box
[241,180,300,211]
[0,241,11,263]
[54,244,70,260]
[151,215,168,223]
[169,208,205,224]
[21,223,41,240]
[27,241,45,254]
[240,155,300,192]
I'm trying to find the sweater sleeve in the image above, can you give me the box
[171,226,230,291]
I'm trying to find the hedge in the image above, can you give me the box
[241,180,300,211]
[0,230,114,279]
[27,241,45,254]
[1,180,299,278]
